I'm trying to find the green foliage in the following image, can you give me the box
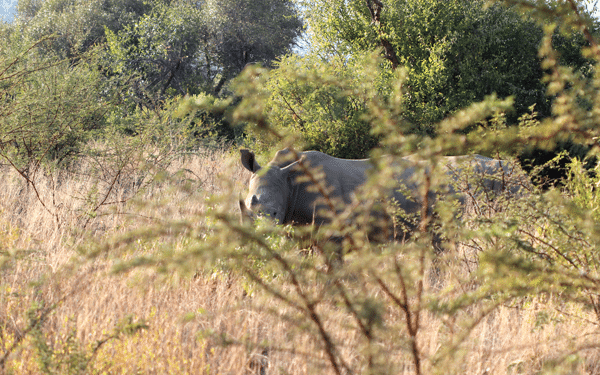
[30,307,148,375]
[255,52,389,158]
[14,0,152,58]
[0,40,111,172]
[202,0,303,78]
[410,3,546,126]
[297,0,588,133]
[0,36,197,226]
[565,157,600,221]
[105,1,209,103]
[8,0,302,145]
[176,93,242,141]
[104,0,302,109]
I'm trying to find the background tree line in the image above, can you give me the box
[1,0,302,173]
[265,0,596,183]
[1,0,597,186]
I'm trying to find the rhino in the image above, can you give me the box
[239,148,526,236]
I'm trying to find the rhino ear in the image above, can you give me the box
[240,149,261,173]
[273,148,298,168]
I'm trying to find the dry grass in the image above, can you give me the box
[0,147,599,374]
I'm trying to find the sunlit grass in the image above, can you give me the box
[0,147,599,374]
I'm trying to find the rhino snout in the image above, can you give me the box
[245,190,287,224]
[259,207,284,225]
[260,208,282,224]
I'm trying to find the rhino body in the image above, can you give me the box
[240,148,525,234]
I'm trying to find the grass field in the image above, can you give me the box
[0,147,599,374]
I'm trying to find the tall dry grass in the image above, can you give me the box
[0,146,599,374]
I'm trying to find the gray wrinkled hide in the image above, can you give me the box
[239,148,526,236]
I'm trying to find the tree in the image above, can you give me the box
[105,1,209,105]
[14,0,153,58]
[203,0,303,95]
[11,0,302,142]
[296,0,589,135]
[105,0,302,109]
[0,41,110,171]
[254,52,387,158]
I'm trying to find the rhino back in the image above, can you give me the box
[285,151,371,224]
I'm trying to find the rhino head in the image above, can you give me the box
[239,149,299,225]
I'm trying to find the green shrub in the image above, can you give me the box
[241,52,390,158]
[0,44,110,171]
